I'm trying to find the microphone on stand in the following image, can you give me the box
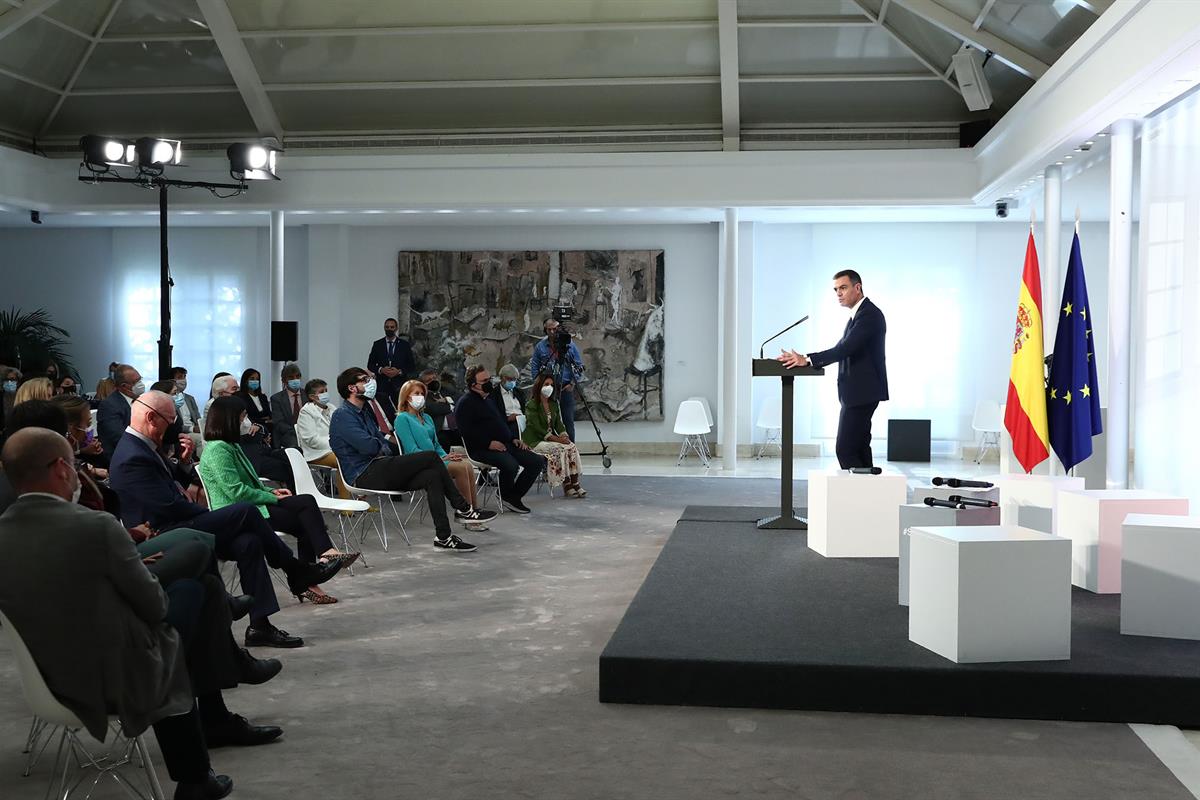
[948,495,999,508]
[758,315,809,359]
[848,466,882,475]
[931,476,995,489]
[924,497,967,509]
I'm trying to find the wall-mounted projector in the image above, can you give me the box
[952,49,994,112]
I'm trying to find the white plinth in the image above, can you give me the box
[908,525,1071,663]
[993,473,1084,534]
[898,504,1001,606]
[807,469,907,557]
[1057,490,1189,594]
[1122,514,1200,640]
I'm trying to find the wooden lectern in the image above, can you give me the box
[752,358,824,530]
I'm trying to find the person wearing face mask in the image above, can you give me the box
[295,379,351,493]
[268,363,305,451]
[329,367,494,551]
[394,380,481,512]
[366,317,416,418]
[523,372,587,498]
[98,363,145,455]
[95,361,119,401]
[171,367,202,438]
[418,369,461,450]
[454,365,546,514]
[489,363,527,440]
[236,369,273,438]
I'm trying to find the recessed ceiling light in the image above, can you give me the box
[1055,161,1064,166]
[1098,132,1108,137]
[399,209,421,214]
[435,209,459,214]
[363,210,385,214]
[472,209,494,214]
[582,208,605,213]
[1085,140,1095,146]
[1064,155,1073,159]
[510,209,531,213]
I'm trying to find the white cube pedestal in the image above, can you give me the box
[1055,490,1190,594]
[993,473,1084,535]
[898,504,1001,606]
[807,469,907,557]
[908,525,1071,663]
[1122,514,1200,640]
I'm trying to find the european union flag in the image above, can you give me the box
[1047,232,1102,470]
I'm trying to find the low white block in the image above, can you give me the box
[807,469,907,557]
[1057,489,1189,594]
[898,504,1001,606]
[1121,514,1200,639]
[993,473,1084,534]
[908,525,1071,663]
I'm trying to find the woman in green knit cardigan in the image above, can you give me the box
[199,396,358,604]
[522,372,586,497]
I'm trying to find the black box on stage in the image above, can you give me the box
[271,321,298,362]
[887,419,930,462]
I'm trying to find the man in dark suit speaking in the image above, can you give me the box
[779,269,888,469]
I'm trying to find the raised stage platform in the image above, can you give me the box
[598,505,1200,725]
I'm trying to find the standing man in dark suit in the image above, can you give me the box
[269,363,305,451]
[97,363,144,454]
[779,269,888,469]
[367,317,415,418]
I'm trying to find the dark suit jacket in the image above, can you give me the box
[97,390,133,455]
[808,297,889,408]
[108,431,208,529]
[269,389,302,450]
[0,495,192,740]
[454,391,515,455]
[490,386,527,440]
[367,336,416,413]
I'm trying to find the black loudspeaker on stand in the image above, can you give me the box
[271,321,298,363]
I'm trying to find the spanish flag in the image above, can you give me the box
[1004,231,1050,473]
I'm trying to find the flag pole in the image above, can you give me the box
[1075,207,1081,235]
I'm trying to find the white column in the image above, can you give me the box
[1106,119,1134,489]
[270,209,285,390]
[719,207,739,470]
[1043,164,1063,475]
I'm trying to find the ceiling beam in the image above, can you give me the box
[196,0,282,141]
[1068,0,1113,15]
[0,0,60,41]
[38,0,124,137]
[849,0,962,95]
[717,0,740,151]
[973,0,998,30]
[0,64,63,94]
[71,76,721,96]
[741,73,942,83]
[738,16,874,28]
[891,0,1049,79]
[879,0,892,25]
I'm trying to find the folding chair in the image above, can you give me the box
[285,448,372,572]
[332,454,411,549]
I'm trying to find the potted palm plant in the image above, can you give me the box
[0,307,76,379]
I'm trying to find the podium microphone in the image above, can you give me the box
[758,315,809,359]
[848,466,882,475]
[924,497,967,509]
[931,476,995,489]
[949,495,999,508]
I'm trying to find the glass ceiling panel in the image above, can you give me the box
[44,0,120,36]
[246,28,718,84]
[884,3,962,68]
[0,74,59,137]
[45,92,255,138]
[270,84,720,131]
[739,26,930,75]
[0,17,88,88]
[105,0,209,36]
[741,79,967,124]
[934,0,987,24]
[232,0,717,30]
[983,0,1094,62]
[737,0,868,19]
[75,40,233,88]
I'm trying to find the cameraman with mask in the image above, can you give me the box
[527,318,584,442]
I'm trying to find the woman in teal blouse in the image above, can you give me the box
[522,373,586,497]
[394,380,479,509]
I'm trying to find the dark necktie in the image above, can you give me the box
[387,339,394,361]
[292,391,300,422]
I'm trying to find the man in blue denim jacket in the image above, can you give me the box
[527,318,584,442]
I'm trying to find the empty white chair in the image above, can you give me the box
[332,453,411,549]
[686,396,715,458]
[755,393,784,458]
[971,400,1004,464]
[284,448,371,571]
[674,399,712,467]
[0,609,166,800]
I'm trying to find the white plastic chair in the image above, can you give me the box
[971,400,1004,463]
[332,453,411,549]
[755,394,784,458]
[674,399,712,467]
[0,609,166,800]
[686,396,715,458]
[285,448,371,572]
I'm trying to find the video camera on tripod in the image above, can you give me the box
[550,304,574,351]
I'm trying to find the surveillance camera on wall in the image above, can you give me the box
[995,199,1014,219]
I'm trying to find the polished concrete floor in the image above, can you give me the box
[1,456,1198,799]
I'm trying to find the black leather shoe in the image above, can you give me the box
[286,559,344,596]
[245,624,303,649]
[173,770,233,799]
[227,594,254,622]
[203,714,283,748]
[237,648,282,685]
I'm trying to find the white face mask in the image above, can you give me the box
[69,468,82,504]
[239,416,252,435]
[410,394,426,410]
[130,380,146,398]
[362,379,377,400]
[541,385,555,398]
[317,391,330,406]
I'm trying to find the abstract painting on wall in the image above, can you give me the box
[396,249,665,422]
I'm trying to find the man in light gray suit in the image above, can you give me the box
[0,428,233,800]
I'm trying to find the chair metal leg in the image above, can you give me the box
[385,495,411,546]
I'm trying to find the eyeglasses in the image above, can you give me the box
[134,398,175,427]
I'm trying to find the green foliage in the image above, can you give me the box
[0,307,76,379]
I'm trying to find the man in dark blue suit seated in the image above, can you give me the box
[779,269,888,469]
[108,391,342,649]
[97,363,143,455]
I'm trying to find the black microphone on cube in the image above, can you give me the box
[924,497,967,509]
[931,476,995,489]
[948,495,999,508]
[758,315,809,359]
[848,466,882,475]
